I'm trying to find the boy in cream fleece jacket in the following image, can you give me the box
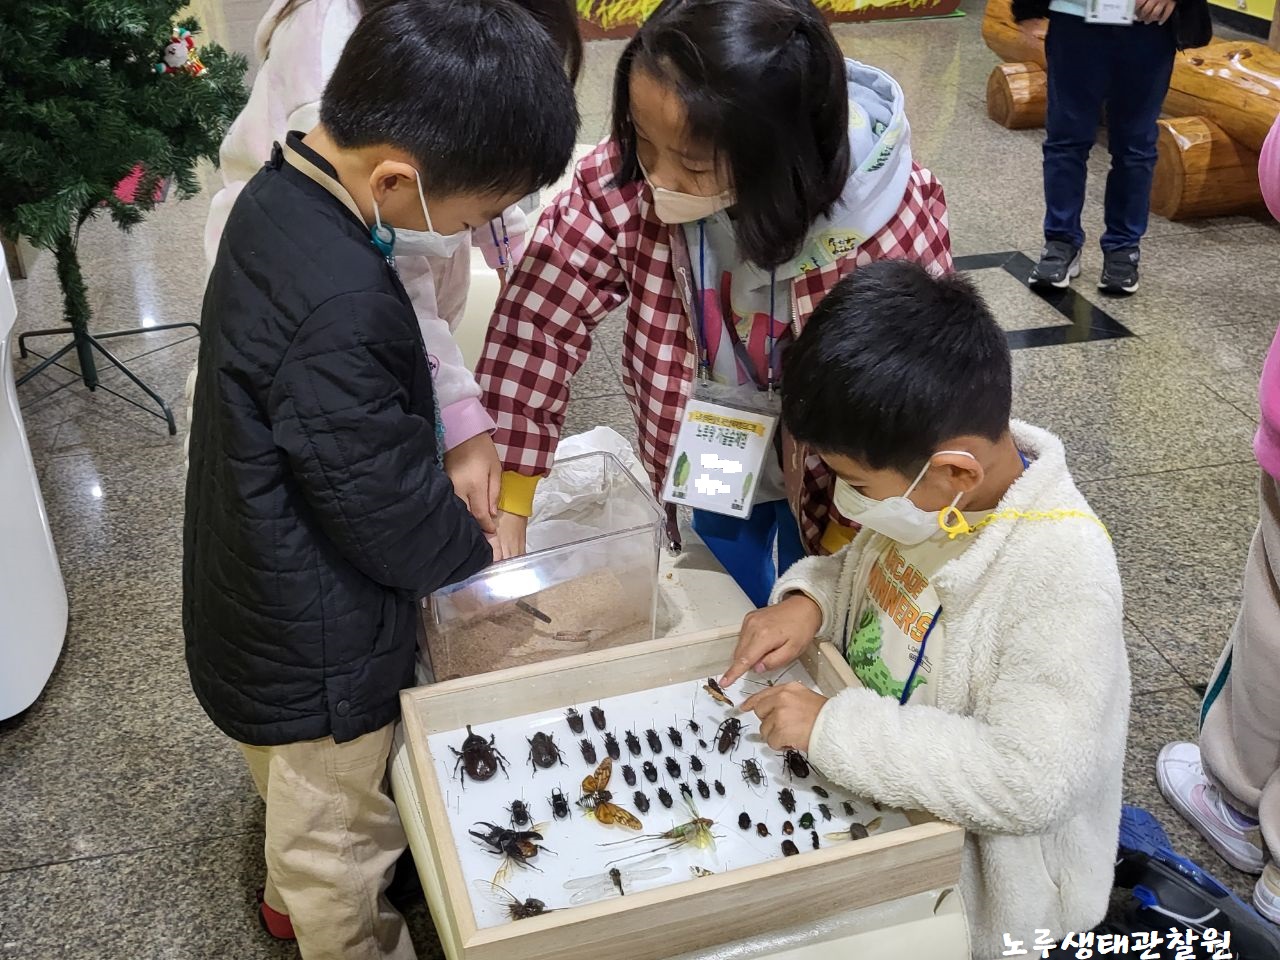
[723,260,1129,958]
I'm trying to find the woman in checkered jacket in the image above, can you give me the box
[476,0,953,605]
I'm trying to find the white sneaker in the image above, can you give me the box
[1255,863,1280,925]
[1156,742,1265,874]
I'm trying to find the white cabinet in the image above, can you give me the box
[0,253,67,719]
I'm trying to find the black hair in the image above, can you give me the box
[320,0,579,197]
[271,0,582,83]
[782,260,1013,475]
[610,0,850,271]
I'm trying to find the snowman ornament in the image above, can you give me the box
[155,28,207,77]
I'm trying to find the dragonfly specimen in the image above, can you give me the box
[577,757,643,831]
[562,853,671,905]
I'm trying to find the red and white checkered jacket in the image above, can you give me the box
[477,140,952,553]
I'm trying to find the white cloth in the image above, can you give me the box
[773,422,1128,958]
[199,0,528,449]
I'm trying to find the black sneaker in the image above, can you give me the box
[1029,240,1082,290]
[1099,247,1140,295]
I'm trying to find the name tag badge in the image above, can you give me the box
[663,399,777,519]
[1085,0,1135,25]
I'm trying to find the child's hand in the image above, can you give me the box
[720,593,822,687]
[491,510,529,562]
[444,433,501,534]
[1135,0,1175,22]
[740,682,828,753]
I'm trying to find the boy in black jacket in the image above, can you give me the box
[183,2,577,956]
[1017,0,1211,296]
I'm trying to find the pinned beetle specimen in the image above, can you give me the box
[798,812,815,830]
[739,758,767,792]
[714,780,725,796]
[738,811,752,830]
[642,760,658,783]
[657,787,674,808]
[527,732,566,772]
[812,785,830,799]
[686,717,702,735]
[470,822,549,883]
[778,788,797,814]
[817,803,832,822]
[679,782,693,800]
[782,820,794,835]
[696,779,710,800]
[625,730,642,757]
[715,717,744,756]
[549,788,570,820]
[664,756,681,779]
[566,709,585,734]
[645,728,663,754]
[842,801,856,817]
[666,726,684,750]
[579,739,597,765]
[622,764,637,787]
[604,731,621,761]
[591,706,607,731]
[781,839,799,857]
[688,755,704,773]
[508,799,532,827]
[811,830,821,850]
[633,791,651,814]
[756,822,770,837]
[476,880,555,921]
[782,749,810,780]
[451,725,509,785]
[703,677,734,707]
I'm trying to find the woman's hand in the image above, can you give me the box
[720,594,823,687]
[443,433,501,534]
[740,682,828,753]
[1135,0,1175,23]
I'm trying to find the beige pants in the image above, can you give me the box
[239,724,417,960]
[1200,473,1280,862]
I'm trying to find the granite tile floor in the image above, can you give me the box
[2,1,1275,956]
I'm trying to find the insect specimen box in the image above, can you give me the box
[400,628,963,960]
[420,452,664,681]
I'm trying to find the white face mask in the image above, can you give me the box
[370,168,468,259]
[638,158,733,224]
[831,451,979,546]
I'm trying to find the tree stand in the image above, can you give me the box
[17,322,199,436]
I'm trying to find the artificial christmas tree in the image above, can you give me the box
[0,1,246,433]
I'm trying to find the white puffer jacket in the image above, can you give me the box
[188,0,526,463]
[773,422,1129,959]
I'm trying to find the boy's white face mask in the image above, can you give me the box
[370,168,467,259]
[831,450,978,545]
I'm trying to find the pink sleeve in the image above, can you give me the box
[471,203,530,271]
[1255,117,1280,481]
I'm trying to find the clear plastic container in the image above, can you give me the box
[420,451,663,681]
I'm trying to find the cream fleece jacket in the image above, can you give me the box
[772,422,1129,959]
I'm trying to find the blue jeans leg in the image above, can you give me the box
[1042,13,1111,249]
[1100,22,1176,251]
[693,501,795,608]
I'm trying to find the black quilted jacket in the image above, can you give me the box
[1011,0,1212,49]
[184,133,491,746]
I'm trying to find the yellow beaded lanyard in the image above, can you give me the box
[937,506,1112,541]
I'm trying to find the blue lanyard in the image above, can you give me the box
[694,220,778,391]
[488,214,512,276]
[900,604,942,706]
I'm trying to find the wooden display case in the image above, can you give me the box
[400,628,965,960]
